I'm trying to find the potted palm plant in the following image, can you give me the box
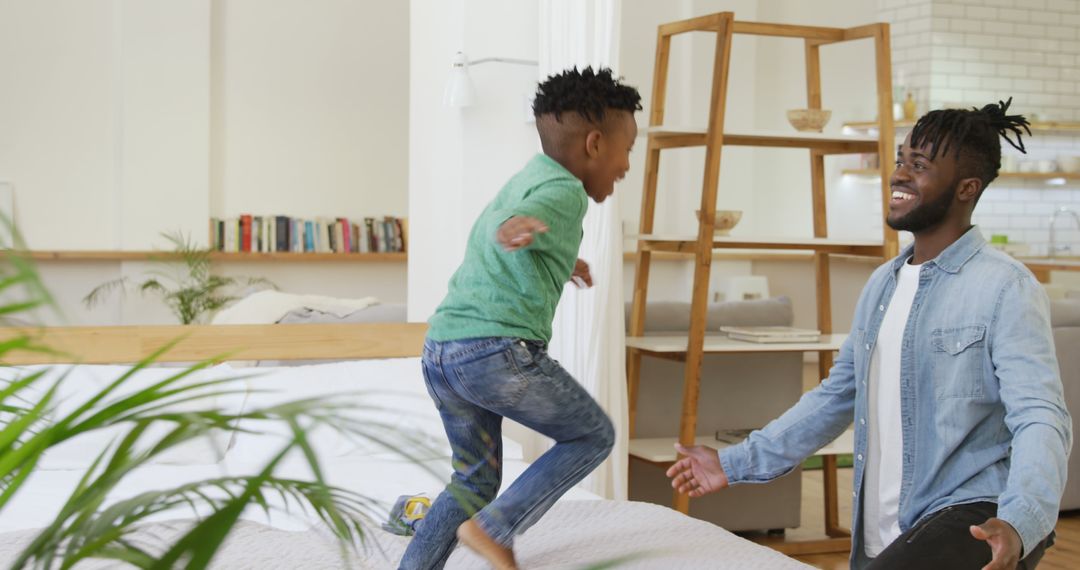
[83,231,274,325]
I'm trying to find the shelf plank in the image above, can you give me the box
[626,333,848,354]
[731,21,845,42]
[629,234,885,256]
[645,126,879,154]
[658,13,727,36]
[629,428,854,464]
[620,249,883,264]
[842,119,1080,133]
[210,252,407,262]
[16,251,408,263]
[842,168,1080,181]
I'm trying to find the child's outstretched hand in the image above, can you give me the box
[497,216,548,251]
[571,258,593,288]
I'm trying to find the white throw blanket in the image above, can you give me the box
[211,290,379,325]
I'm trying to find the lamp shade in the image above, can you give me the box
[443,52,475,108]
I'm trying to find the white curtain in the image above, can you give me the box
[537,0,629,501]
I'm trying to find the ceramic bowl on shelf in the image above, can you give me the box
[786,109,832,132]
[695,209,743,235]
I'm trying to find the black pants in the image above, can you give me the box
[861,502,1054,570]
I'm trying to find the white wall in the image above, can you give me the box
[0,0,211,252]
[407,0,541,322]
[120,0,212,249]
[1,0,127,251]
[210,0,409,221]
[0,1,410,325]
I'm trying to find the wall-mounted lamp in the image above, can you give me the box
[443,51,539,108]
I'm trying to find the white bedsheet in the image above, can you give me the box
[1,358,809,568]
[0,501,811,569]
[0,359,596,533]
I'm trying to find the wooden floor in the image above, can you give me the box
[768,468,1080,569]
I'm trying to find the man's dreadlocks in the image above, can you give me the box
[909,97,1032,191]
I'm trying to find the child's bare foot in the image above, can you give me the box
[457,519,518,570]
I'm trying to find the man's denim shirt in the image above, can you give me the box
[719,227,1072,558]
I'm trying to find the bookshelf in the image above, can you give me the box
[22,251,407,263]
[626,13,896,555]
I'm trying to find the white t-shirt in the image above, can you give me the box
[864,258,922,557]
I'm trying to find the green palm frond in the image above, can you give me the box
[138,279,167,296]
[83,278,131,309]
[4,362,441,569]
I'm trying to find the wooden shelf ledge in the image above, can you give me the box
[645,126,879,154]
[626,333,847,355]
[630,234,885,257]
[622,249,884,264]
[629,428,854,465]
[657,13,884,47]
[13,251,408,263]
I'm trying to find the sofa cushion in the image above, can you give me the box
[624,297,793,332]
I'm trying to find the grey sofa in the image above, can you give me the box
[1054,299,1080,511]
[625,297,804,532]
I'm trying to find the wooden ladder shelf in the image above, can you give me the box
[625,12,898,556]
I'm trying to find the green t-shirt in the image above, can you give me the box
[427,153,587,343]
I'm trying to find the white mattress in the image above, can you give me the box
[0,359,597,534]
[0,358,809,568]
[0,501,812,569]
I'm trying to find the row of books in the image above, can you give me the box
[209,215,406,253]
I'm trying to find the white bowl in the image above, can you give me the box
[786,109,831,132]
[695,209,743,235]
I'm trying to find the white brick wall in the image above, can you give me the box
[972,131,1080,257]
[880,0,1080,122]
[875,0,1080,257]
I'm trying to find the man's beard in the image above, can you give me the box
[886,182,957,233]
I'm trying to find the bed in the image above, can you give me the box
[0,323,811,569]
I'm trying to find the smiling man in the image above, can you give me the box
[667,99,1071,569]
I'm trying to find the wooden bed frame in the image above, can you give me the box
[0,323,429,365]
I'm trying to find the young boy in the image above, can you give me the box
[398,68,641,570]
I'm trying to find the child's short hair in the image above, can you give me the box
[532,67,642,124]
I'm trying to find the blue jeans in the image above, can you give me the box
[398,337,615,570]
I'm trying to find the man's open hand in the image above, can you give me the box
[496,216,548,251]
[665,444,729,498]
[970,518,1022,570]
